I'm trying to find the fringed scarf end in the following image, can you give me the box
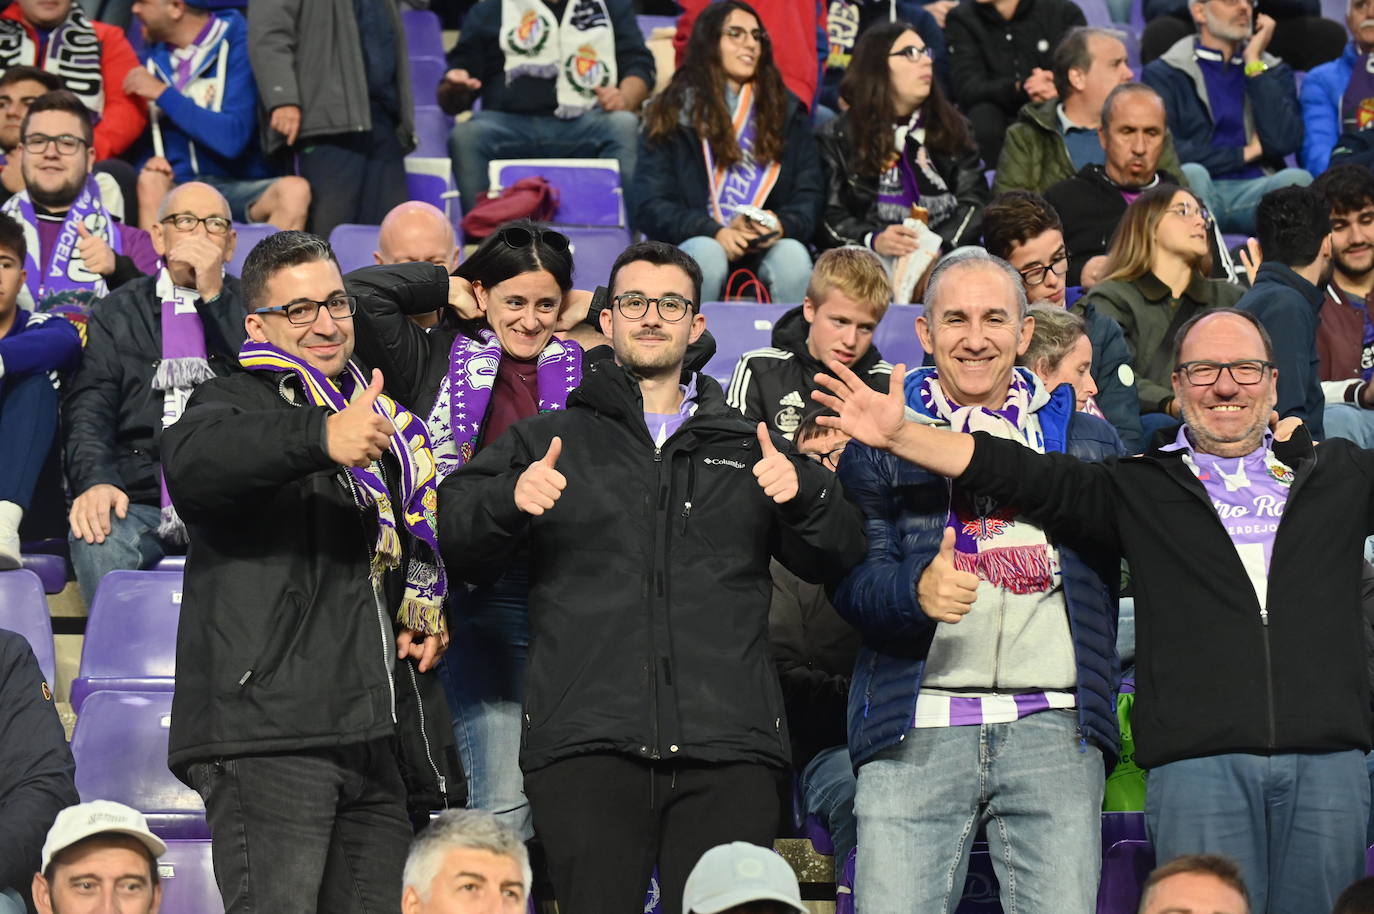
[952,544,1054,595]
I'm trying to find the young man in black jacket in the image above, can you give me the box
[438,240,866,914]
[161,231,457,914]
[814,306,1370,914]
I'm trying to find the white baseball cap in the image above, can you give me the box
[682,842,805,914]
[41,801,167,873]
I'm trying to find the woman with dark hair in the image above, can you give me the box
[1078,184,1242,434]
[817,21,988,259]
[633,0,821,303]
[350,217,583,842]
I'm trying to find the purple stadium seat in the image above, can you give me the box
[836,849,855,914]
[1097,812,1155,914]
[406,157,465,243]
[489,158,625,226]
[410,56,447,107]
[1078,0,1114,26]
[414,105,453,158]
[71,690,207,839]
[1366,843,1374,876]
[228,223,278,278]
[0,568,55,685]
[563,225,632,292]
[21,553,66,594]
[873,303,926,370]
[330,224,383,275]
[636,14,676,37]
[70,570,182,712]
[402,8,445,61]
[155,555,186,572]
[805,813,835,856]
[159,840,224,914]
[700,301,794,382]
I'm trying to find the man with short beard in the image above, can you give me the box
[438,240,865,914]
[1143,0,1309,234]
[815,306,1371,914]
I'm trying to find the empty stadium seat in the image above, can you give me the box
[405,157,465,242]
[700,301,793,382]
[413,105,454,157]
[1077,0,1114,27]
[0,568,55,685]
[488,158,626,227]
[155,555,187,572]
[329,224,382,275]
[563,225,632,292]
[1098,812,1155,914]
[158,840,224,914]
[873,303,927,370]
[401,8,446,60]
[70,570,183,712]
[20,548,66,595]
[228,223,278,278]
[409,56,447,108]
[71,690,208,839]
[636,14,676,37]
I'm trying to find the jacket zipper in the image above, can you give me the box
[345,467,398,724]
[646,445,664,759]
[1260,606,1276,749]
[404,656,447,801]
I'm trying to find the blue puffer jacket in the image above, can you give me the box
[834,368,1124,769]
[1300,42,1357,176]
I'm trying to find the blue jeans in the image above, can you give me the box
[0,888,23,914]
[438,566,532,840]
[0,370,59,509]
[1116,597,1136,681]
[1180,163,1313,235]
[1324,403,1374,448]
[198,173,279,223]
[853,710,1104,914]
[1146,750,1369,914]
[69,502,167,606]
[448,108,640,213]
[678,236,812,304]
[802,745,859,868]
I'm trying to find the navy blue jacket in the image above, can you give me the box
[834,373,1124,768]
[0,309,80,379]
[1080,301,1145,454]
[1238,261,1326,439]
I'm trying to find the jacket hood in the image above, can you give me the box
[1073,162,1179,193]
[1016,98,1061,132]
[901,365,1078,451]
[569,357,739,432]
[770,304,888,376]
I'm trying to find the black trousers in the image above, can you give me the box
[523,753,781,914]
[298,107,409,238]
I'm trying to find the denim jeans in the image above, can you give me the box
[69,502,167,606]
[0,888,23,914]
[1324,404,1374,448]
[448,108,640,213]
[1179,163,1313,235]
[438,567,533,839]
[801,745,859,867]
[854,709,1104,914]
[186,740,412,914]
[678,236,812,304]
[0,371,59,510]
[1146,750,1369,914]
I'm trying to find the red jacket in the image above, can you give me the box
[674,0,824,110]
[0,5,148,159]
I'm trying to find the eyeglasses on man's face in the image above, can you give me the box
[612,293,694,322]
[253,294,358,326]
[161,213,233,236]
[22,132,87,156]
[1174,359,1273,386]
[1017,254,1069,287]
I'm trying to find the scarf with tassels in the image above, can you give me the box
[239,342,447,638]
[152,267,216,545]
[915,368,1057,595]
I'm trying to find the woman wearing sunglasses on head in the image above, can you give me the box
[1078,184,1243,438]
[632,0,821,304]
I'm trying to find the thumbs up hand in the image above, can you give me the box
[76,222,117,277]
[917,527,980,623]
[514,436,566,516]
[752,423,798,504]
[326,368,395,467]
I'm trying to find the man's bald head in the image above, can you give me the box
[158,181,231,223]
[376,201,458,271]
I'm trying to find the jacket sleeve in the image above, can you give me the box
[437,420,536,579]
[0,313,81,378]
[1159,132,1187,186]
[774,104,823,243]
[767,570,850,753]
[946,10,1022,112]
[725,354,762,421]
[1144,62,1247,177]
[990,121,1037,195]
[939,142,989,248]
[0,635,78,889]
[1084,284,1173,413]
[152,29,259,160]
[1249,63,1305,161]
[609,0,656,89]
[828,441,942,641]
[62,303,126,495]
[346,262,450,411]
[1086,309,1145,453]
[161,384,336,519]
[1247,294,1319,423]
[766,428,867,585]
[1300,64,1340,176]
[92,23,149,159]
[248,0,303,114]
[631,128,723,244]
[817,128,883,249]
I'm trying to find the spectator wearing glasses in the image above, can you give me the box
[438,240,865,914]
[62,181,241,603]
[1236,186,1333,439]
[1079,185,1242,437]
[634,1,822,305]
[1142,0,1310,235]
[816,22,987,264]
[0,91,158,315]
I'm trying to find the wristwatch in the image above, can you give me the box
[1244,60,1268,77]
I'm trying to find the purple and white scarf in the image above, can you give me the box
[875,111,958,227]
[239,342,448,638]
[0,7,105,120]
[445,329,582,470]
[704,82,782,226]
[1,177,123,304]
[915,368,1056,594]
[152,267,216,545]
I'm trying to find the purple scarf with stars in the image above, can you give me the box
[447,329,582,466]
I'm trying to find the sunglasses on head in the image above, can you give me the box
[498,226,571,254]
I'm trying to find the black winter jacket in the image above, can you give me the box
[961,431,1374,768]
[945,0,1087,117]
[64,276,245,505]
[161,368,460,810]
[437,361,867,771]
[816,110,988,251]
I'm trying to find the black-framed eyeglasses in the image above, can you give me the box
[253,294,358,326]
[889,45,934,61]
[723,25,767,43]
[161,213,232,236]
[1017,254,1069,287]
[22,132,87,156]
[499,226,570,254]
[806,445,847,470]
[1174,359,1274,386]
[612,293,694,322]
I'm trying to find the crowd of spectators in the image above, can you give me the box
[8,0,1374,912]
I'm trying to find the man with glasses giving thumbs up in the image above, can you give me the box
[438,240,865,914]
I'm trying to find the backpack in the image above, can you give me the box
[459,176,559,240]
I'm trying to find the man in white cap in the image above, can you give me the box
[682,843,806,914]
[32,800,164,914]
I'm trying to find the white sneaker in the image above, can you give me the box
[0,501,22,571]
